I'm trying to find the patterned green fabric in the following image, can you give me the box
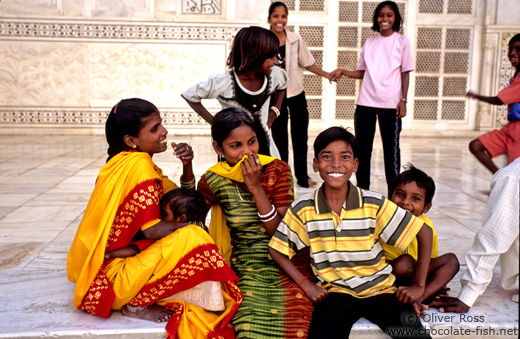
[199,161,313,339]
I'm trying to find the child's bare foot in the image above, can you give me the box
[121,304,174,323]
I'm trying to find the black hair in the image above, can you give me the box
[268,1,289,17]
[160,188,208,224]
[509,33,520,45]
[211,107,256,148]
[105,98,159,161]
[313,126,358,159]
[227,26,279,72]
[389,163,436,205]
[372,1,403,33]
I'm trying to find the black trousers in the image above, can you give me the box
[354,105,402,194]
[271,91,311,187]
[309,293,432,339]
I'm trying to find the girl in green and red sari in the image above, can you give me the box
[197,107,314,338]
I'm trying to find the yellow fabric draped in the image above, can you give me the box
[207,154,275,264]
[163,286,238,339]
[67,151,170,310]
[103,225,215,309]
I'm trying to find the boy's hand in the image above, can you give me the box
[300,280,328,303]
[172,142,194,166]
[466,91,478,99]
[412,301,428,318]
[396,284,424,304]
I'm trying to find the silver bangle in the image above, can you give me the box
[258,204,276,219]
[260,211,278,223]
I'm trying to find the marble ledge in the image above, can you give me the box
[0,267,516,339]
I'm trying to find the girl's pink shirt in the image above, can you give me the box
[356,32,414,109]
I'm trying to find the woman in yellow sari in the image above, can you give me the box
[67,98,242,339]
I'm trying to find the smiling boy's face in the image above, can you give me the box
[391,181,432,217]
[313,140,358,189]
[509,41,520,68]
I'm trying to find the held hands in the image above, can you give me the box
[171,142,194,166]
[300,279,328,303]
[397,284,424,304]
[329,68,344,83]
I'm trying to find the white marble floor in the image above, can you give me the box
[0,133,517,338]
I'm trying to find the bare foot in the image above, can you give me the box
[121,304,174,323]
[308,178,317,188]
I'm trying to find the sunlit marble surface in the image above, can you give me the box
[0,134,517,338]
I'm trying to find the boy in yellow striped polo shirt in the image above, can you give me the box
[382,164,459,305]
[269,127,432,339]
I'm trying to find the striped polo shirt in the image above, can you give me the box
[269,181,424,298]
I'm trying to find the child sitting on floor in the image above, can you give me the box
[382,164,460,305]
[268,127,432,339]
[105,188,208,260]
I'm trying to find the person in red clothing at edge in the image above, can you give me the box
[468,33,520,174]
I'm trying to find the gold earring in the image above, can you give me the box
[219,154,224,167]
[132,145,137,149]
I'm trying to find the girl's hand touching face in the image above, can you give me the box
[241,153,264,190]
[171,142,194,166]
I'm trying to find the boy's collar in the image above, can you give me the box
[314,181,362,214]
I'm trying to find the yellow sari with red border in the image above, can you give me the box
[67,151,242,338]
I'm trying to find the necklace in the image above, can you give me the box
[235,184,253,203]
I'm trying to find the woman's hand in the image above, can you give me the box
[240,153,264,192]
[172,142,194,166]
[396,100,407,119]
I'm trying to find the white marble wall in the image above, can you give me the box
[0,0,519,133]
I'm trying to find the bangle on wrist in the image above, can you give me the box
[258,204,276,219]
[258,204,278,222]
[401,98,407,102]
[270,106,280,117]
[260,211,278,223]
[297,276,308,287]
